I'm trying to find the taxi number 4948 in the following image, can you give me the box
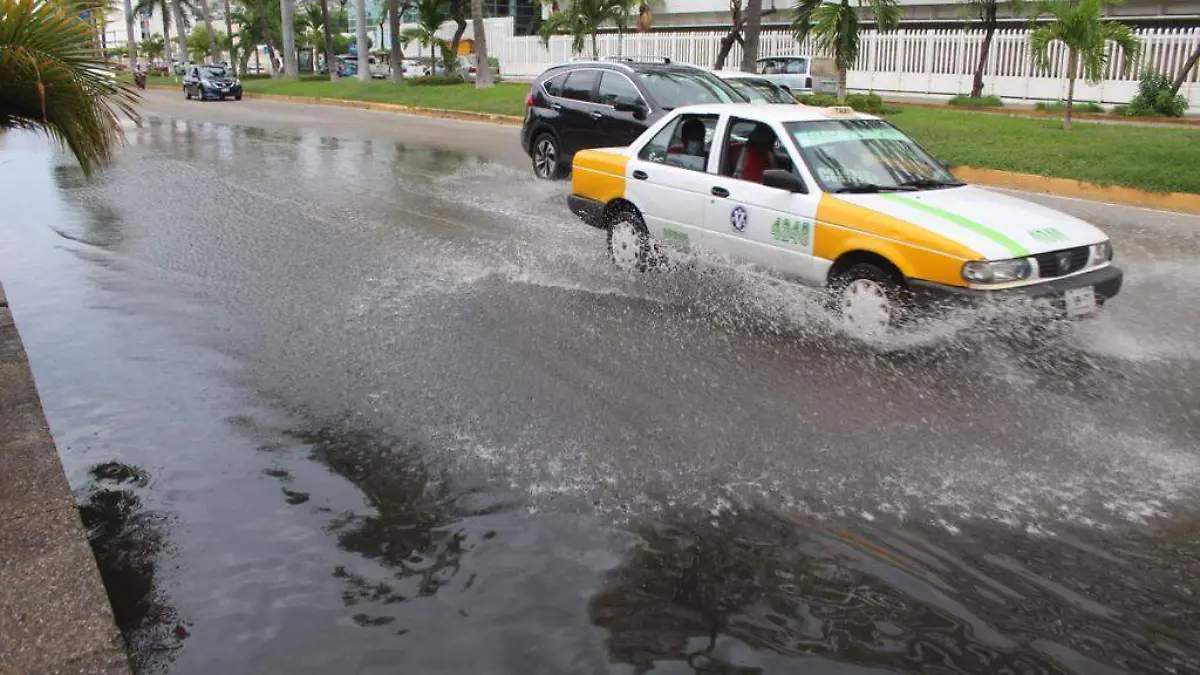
[771,217,810,246]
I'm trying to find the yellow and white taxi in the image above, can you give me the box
[566,104,1122,332]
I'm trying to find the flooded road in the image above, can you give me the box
[2,94,1200,674]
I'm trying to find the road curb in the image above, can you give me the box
[0,284,131,674]
[893,99,1200,128]
[952,166,1200,215]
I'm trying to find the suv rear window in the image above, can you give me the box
[543,72,568,97]
[561,70,598,102]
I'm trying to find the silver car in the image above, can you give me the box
[755,55,838,95]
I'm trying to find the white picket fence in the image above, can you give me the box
[452,18,1200,111]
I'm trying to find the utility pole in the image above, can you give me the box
[355,0,370,81]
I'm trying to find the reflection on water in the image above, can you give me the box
[593,507,1200,674]
[78,463,187,673]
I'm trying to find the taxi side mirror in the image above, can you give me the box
[762,169,807,194]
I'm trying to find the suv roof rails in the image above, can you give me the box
[603,56,672,65]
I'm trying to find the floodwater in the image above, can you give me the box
[1,117,1199,675]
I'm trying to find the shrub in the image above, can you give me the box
[241,73,273,80]
[948,94,1004,108]
[1124,68,1188,118]
[1035,100,1106,113]
[407,75,466,86]
[800,92,887,114]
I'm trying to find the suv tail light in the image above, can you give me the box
[805,76,813,89]
[525,88,535,107]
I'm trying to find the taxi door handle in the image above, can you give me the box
[589,111,603,120]
[632,170,648,180]
[711,186,730,198]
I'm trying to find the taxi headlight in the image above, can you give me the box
[1090,241,1113,264]
[962,258,1033,284]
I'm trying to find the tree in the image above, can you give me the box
[0,0,140,175]
[122,0,137,71]
[962,0,1025,98]
[714,0,745,70]
[1171,43,1199,97]
[387,0,404,82]
[280,0,298,77]
[402,0,450,70]
[187,24,228,62]
[792,0,902,102]
[170,0,189,66]
[354,0,368,80]
[538,0,628,59]
[739,0,761,72]
[320,0,340,80]
[140,32,165,59]
[1029,0,1139,130]
[470,0,491,86]
[134,0,176,68]
[222,0,236,72]
[195,0,218,62]
[447,0,465,71]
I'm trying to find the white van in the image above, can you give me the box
[755,56,838,95]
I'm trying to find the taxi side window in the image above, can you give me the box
[721,119,795,184]
[637,114,717,172]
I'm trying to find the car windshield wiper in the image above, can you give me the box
[898,177,965,190]
[834,183,917,194]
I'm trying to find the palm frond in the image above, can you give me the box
[0,0,141,175]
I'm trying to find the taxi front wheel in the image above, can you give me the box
[607,210,655,272]
[830,263,912,337]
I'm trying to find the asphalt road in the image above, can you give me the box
[1,89,1199,674]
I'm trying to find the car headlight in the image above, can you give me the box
[962,258,1034,284]
[201,79,212,87]
[1090,241,1113,264]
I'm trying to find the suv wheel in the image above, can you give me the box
[532,133,564,180]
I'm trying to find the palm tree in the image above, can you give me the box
[320,0,340,80]
[387,0,403,82]
[792,0,902,102]
[1029,0,1139,130]
[402,0,449,71]
[222,0,236,72]
[446,0,465,71]
[171,0,189,67]
[353,0,368,80]
[538,0,627,59]
[140,32,165,59]
[962,0,1026,98]
[133,0,175,69]
[739,0,761,71]
[195,0,218,63]
[469,0,490,87]
[280,0,298,77]
[0,0,140,175]
[121,0,137,71]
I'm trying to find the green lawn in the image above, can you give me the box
[238,79,531,117]
[889,107,1200,195]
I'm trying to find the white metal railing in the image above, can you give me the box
[469,18,1199,111]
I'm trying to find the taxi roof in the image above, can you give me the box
[668,103,880,124]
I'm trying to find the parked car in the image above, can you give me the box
[336,54,389,78]
[713,71,799,104]
[755,56,838,96]
[521,58,745,180]
[566,103,1121,336]
[182,64,242,101]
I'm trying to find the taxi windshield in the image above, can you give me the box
[785,119,962,193]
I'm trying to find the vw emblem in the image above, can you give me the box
[730,205,748,232]
[1056,251,1073,272]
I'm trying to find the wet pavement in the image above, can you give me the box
[1,92,1200,674]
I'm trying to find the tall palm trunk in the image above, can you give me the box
[162,5,174,74]
[1064,48,1077,130]
[971,4,998,98]
[123,0,137,71]
[388,0,402,83]
[280,0,299,77]
[355,0,369,80]
[590,32,597,60]
[200,0,219,63]
[223,0,236,72]
[471,0,492,87]
[738,0,761,72]
[321,0,340,80]
[448,0,466,72]
[170,0,187,66]
[837,68,847,101]
[256,0,278,75]
[1172,44,1200,96]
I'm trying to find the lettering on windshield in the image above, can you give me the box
[792,128,907,147]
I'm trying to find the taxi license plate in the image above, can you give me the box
[1064,286,1097,317]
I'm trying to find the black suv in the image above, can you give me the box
[520,58,744,179]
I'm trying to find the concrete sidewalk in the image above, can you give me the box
[0,283,130,674]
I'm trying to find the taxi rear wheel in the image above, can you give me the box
[830,263,910,337]
[607,209,653,272]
